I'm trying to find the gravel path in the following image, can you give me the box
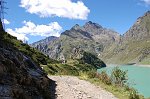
[49,76,117,99]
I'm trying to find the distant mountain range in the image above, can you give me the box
[31,11,150,65]
[31,36,58,55]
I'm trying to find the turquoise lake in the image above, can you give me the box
[97,65,150,98]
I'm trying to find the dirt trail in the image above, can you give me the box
[49,76,117,99]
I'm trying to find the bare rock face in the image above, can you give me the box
[31,36,58,55]
[83,21,120,44]
[0,24,51,99]
[31,21,120,61]
[124,11,150,41]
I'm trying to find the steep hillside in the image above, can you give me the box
[31,21,120,61]
[0,21,54,98]
[124,11,150,41]
[101,11,150,64]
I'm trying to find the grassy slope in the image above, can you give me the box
[0,22,54,98]
[1,30,59,66]
[83,77,147,99]
[102,40,150,64]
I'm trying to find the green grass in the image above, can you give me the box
[79,73,145,99]
[0,30,60,66]
[43,61,96,76]
[86,78,130,99]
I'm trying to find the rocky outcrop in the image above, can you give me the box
[0,23,51,99]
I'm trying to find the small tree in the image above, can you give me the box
[111,67,128,86]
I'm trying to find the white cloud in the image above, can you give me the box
[6,28,29,41]
[141,0,150,5]
[6,21,62,41]
[20,0,90,20]
[3,19,10,25]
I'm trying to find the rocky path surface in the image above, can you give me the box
[49,76,117,99]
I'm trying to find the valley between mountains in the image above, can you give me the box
[0,10,150,99]
[30,11,150,99]
[31,11,150,65]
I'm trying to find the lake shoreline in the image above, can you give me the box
[133,64,150,68]
[98,65,150,98]
[106,64,150,68]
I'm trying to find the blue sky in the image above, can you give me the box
[3,0,150,43]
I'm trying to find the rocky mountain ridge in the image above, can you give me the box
[31,21,120,61]
[31,36,58,55]
[31,11,150,64]
[123,11,150,41]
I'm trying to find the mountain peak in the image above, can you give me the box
[71,24,81,30]
[141,10,150,19]
[84,21,102,29]
[85,21,93,25]
[144,10,150,16]
[135,11,150,24]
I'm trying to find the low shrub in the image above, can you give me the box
[129,88,140,99]
[87,70,97,78]
[98,71,111,85]
[79,71,89,80]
